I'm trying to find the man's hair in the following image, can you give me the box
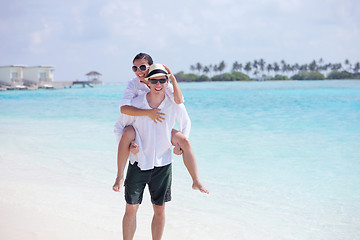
[133,53,153,65]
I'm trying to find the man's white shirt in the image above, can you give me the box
[114,92,191,171]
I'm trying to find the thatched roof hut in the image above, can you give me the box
[85,71,102,84]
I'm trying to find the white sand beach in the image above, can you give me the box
[0,151,235,240]
[0,151,121,240]
[0,202,119,240]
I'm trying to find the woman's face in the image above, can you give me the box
[133,58,150,82]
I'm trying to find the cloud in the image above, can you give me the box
[100,1,146,38]
[28,19,63,54]
[0,0,359,82]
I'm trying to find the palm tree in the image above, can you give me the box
[273,62,280,75]
[299,64,308,71]
[345,59,352,72]
[208,64,213,75]
[288,64,296,76]
[196,62,203,74]
[266,63,273,75]
[218,61,226,73]
[354,62,360,73]
[280,60,286,74]
[318,58,324,72]
[252,60,258,71]
[203,66,210,75]
[331,63,342,71]
[280,60,288,75]
[244,62,252,75]
[238,63,243,72]
[259,59,266,75]
[213,65,219,74]
[190,65,196,73]
[285,64,292,76]
[232,61,243,72]
[309,60,317,72]
[292,63,300,74]
[324,63,332,73]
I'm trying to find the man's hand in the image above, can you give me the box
[130,141,139,155]
[113,175,124,192]
[147,108,165,123]
[173,143,183,155]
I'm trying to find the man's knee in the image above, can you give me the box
[125,204,139,217]
[153,204,165,217]
[122,125,136,142]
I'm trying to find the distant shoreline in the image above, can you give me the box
[174,70,360,82]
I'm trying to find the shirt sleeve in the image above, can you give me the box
[176,103,191,138]
[119,79,137,108]
[164,83,175,103]
[114,115,135,144]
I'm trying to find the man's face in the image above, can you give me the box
[148,75,168,95]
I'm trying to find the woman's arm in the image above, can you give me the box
[121,105,165,123]
[163,65,184,104]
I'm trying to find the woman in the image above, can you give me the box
[113,53,208,194]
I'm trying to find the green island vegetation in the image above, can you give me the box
[175,59,360,82]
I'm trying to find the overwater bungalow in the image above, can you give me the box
[23,65,54,87]
[0,65,55,88]
[0,65,25,86]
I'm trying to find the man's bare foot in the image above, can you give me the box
[192,181,209,194]
[173,143,183,155]
[113,176,124,192]
[130,141,139,155]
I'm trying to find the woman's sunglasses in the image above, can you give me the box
[149,78,167,84]
[132,64,149,72]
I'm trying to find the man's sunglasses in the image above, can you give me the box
[149,78,167,84]
[132,64,149,72]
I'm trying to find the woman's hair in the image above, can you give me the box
[133,53,153,65]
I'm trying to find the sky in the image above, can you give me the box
[0,0,359,83]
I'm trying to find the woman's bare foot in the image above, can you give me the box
[130,141,139,155]
[112,176,124,192]
[192,181,209,194]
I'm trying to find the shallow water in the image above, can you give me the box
[1,80,359,239]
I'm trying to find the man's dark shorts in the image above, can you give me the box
[124,162,172,206]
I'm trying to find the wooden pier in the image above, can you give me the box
[72,81,94,88]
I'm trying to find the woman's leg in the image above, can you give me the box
[113,125,137,192]
[171,129,209,194]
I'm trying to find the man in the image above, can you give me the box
[114,64,192,240]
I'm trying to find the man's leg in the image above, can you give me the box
[171,129,209,194]
[113,125,137,192]
[123,203,140,240]
[151,204,166,240]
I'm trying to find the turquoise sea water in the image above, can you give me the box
[1,80,360,239]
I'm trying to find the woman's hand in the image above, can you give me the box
[163,65,174,80]
[147,108,165,123]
